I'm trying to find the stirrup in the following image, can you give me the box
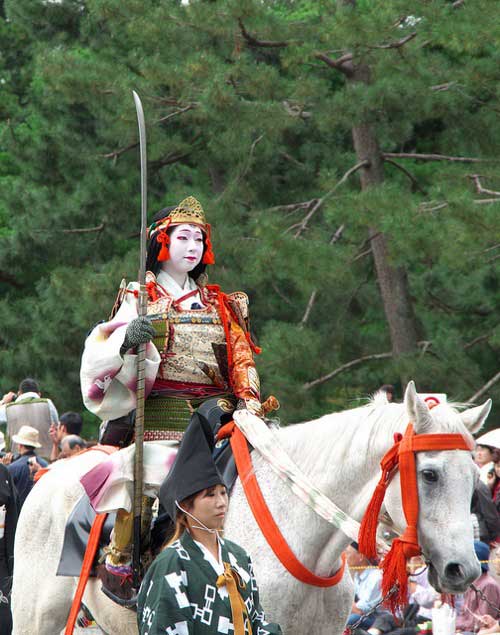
[101,583,138,610]
[97,563,138,610]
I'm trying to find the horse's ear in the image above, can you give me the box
[459,400,492,434]
[404,380,433,433]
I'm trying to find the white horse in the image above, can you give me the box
[12,382,491,635]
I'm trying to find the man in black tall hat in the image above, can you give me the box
[136,416,282,635]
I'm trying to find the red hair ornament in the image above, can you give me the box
[156,229,171,262]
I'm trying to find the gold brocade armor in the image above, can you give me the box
[149,303,227,388]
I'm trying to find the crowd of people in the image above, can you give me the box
[0,377,89,635]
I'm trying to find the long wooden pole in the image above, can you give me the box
[132,90,148,590]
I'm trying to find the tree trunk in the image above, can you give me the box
[349,65,419,362]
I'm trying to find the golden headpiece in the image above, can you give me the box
[148,196,215,265]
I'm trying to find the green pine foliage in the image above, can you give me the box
[0,0,498,438]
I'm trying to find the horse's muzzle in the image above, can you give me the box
[427,558,481,593]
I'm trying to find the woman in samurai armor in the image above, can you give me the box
[80,196,274,604]
[137,412,282,635]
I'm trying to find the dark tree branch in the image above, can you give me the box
[33,223,106,234]
[268,200,316,214]
[468,371,500,403]
[384,157,425,192]
[155,104,195,124]
[329,224,345,245]
[368,32,417,50]
[100,142,138,160]
[238,18,289,48]
[279,152,306,169]
[474,198,500,205]
[430,82,458,92]
[300,290,317,326]
[150,150,192,170]
[303,341,432,390]
[271,281,294,306]
[288,160,368,238]
[61,223,105,234]
[383,152,494,163]
[314,52,354,77]
[464,333,492,350]
[468,174,500,197]
[419,200,449,213]
[303,352,393,390]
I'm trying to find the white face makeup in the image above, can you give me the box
[161,223,204,279]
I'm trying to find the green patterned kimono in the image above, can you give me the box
[137,531,282,635]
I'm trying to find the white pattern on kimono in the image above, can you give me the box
[165,571,189,609]
[191,584,217,625]
[166,622,190,635]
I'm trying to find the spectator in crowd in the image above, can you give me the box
[456,541,500,635]
[471,481,500,545]
[345,543,383,629]
[0,461,18,635]
[475,614,500,635]
[486,450,500,513]
[0,378,58,460]
[476,444,496,469]
[60,435,86,458]
[380,385,395,403]
[2,426,48,508]
[365,556,439,635]
[49,411,83,461]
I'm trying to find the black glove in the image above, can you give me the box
[120,317,156,356]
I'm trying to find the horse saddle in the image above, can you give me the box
[56,495,115,577]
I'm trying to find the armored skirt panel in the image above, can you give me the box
[144,299,229,441]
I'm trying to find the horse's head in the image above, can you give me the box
[384,381,492,594]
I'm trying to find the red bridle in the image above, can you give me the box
[358,423,472,612]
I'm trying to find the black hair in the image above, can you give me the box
[60,411,83,435]
[64,435,86,451]
[145,206,207,280]
[18,378,40,394]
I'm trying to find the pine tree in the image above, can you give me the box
[0,0,498,431]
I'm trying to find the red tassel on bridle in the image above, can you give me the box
[358,424,472,614]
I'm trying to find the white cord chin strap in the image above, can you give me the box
[176,500,223,535]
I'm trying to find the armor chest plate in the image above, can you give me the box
[149,304,227,386]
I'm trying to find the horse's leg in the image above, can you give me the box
[83,579,138,635]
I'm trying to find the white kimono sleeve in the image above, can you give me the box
[80,282,161,421]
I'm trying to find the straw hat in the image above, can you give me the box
[11,425,42,448]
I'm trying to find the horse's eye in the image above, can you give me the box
[421,469,438,483]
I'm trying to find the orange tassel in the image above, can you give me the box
[381,533,421,613]
[202,224,215,265]
[381,539,411,613]
[157,230,170,262]
[245,332,262,355]
[358,481,387,559]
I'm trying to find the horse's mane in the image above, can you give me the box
[279,391,475,475]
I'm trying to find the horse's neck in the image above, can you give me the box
[277,401,407,520]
